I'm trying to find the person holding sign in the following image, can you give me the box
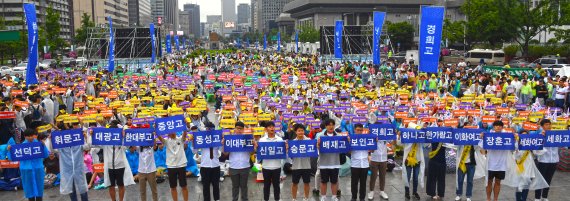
[479,120,511,201]
[225,122,253,201]
[315,119,342,201]
[398,122,425,200]
[156,129,189,201]
[350,124,370,201]
[7,128,49,201]
[426,133,447,200]
[368,125,391,200]
[454,135,486,201]
[290,124,312,201]
[533,119,559,201]
[192,124,223,201]
[254,121,285,201]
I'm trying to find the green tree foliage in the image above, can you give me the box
[442,19,465,46]
[461,0,515,47]
[386,21,415,51]
[74,13,95,46]
[39,7,66,53]
[298,25,319,43]
[552,1,570,43]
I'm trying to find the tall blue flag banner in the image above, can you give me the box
[124,129,155,146]
[544,130,570,147]
[288,140,318,158]
[400,128,427,143]
[193,130,223,148]
[334,20,343,59]
[108,16,115,72]
[182,37,186,49]
[453,129,483,145]
[373,12,386,65]
[419,6,444,73]
[175,35,180,51]
[23,4,38,86]
[295,30,299,53]
[166,34,172,53]
[257,141,287,160]
[518,134,545,150]
[426,127,453,143]
[263,34,267,50]
[277,32,281,51]
[483,133,515,150]
[91,128,123,146]
[319,136,350,153]
[223,135,254,152]
[369,124,397,141]
[155,115,187,135]
[10,142,47,161]
[150,23,156,63]
[237,38,241,48]
[51,129,84,149]
[349,134,377,150]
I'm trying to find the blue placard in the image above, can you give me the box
[223,135,254,152]
[91,128,123,146]
[518,134,545,150]
[51,129,84,149]
[483,133,515,150]
[288,139,318,158]
[9,142,47,161]
[349,134,377,150]
[369,124,396,141]
[155,115,187,135]
[453,129,483,145]
[124,129,155,146]
[257,141,287,160]
[400,128,427,143]
[418,6,444,73]
[426,127,453,143]
[319,136,350,153]
[544,130,570,147]
[193,130,223,148]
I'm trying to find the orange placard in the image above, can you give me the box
[421,117,437,123]
[502,119,510,127]
[84,109,97,114]
[504,128,515,133]
[518,111,530,117]
[453,110,467,117]
[10,90,23,96]
[223,105,236,110]
[93,163,104,173]
[74,102,86,108]
[464,125,479,129]
[222,96,232,101]
[467,110,481,117]
[482,116,496,123]
[99,92,108,97]
[402,118,417,125]
[55,88,67,94]
[400,99,409,105]
[236,96,248,102]
[444,118,459,127]
[523,122,539,131]
[243,128,253,134]
[0,160,19,168]
[399,94,409,100]
[87,76,95,81]
[496,108,510,114]
[395,112,408,119]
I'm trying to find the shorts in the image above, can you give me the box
[488,171,505,180]
[167,167,187,188]
[292,169,311,184]
[108,168,125,186]
[320,168,339,184]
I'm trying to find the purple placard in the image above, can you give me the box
[292,104,303,111]
[333,107,346,114]
[340,102,351,107]
[132,118,147,124]
[145,116,155,123]
[343,114,355,121]
[274,120,282,130]
[356,109,368,115]
[292,115,305,124]
[485,105,496,111]
[323,104,334,109]
[283,114,293,121]
[352,116,368,124]
[397,105,409,112]
[309,120,321,127]
[515,104,527,110]
[378,105,391,111]
[314,106,325,112]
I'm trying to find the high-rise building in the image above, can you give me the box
[1,0,74,41]
[72,0,129,28]
[237,3,250,24]
[179,10,190,36]
[221,0,236,34]
[183,3,201,38]
[150,0,164,24]
[250,0,293,32]
[128,0,152,26]
[206,15,222,34]
[163,0,179,31]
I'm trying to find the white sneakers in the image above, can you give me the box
[455,196,461,201]
[219,176,224,182]
[320,196,327,201]
[303,198,309,201]
[368,191,374,200]
[380,191,389,199]
[466,198,471,201]
[332,196,339,201]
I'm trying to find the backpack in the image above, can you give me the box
[30,104,42,120]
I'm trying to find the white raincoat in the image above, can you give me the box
[454,145,487,188]
[45,133,91,195]
[503,150,549,192]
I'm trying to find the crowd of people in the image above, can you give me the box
[0,49,568,201]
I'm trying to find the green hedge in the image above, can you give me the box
[503,44,570,59]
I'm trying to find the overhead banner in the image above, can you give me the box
[51,129,84,149]
[91,128,123,146]
[257,141,287,160]
[175,35,180,51]
[544,130,570,147]
[373,11,386,65]
[288,139,318,158]
[223,135,254,152]
[263,34,267,50]
[277,32,281,52]
[9,142,46,161]
[166,34,172,53]
[124,128,155,146]
[334,20,343,59]
[23,3,38,86]
[319,136,350,153]
[518,134,544,150]
[349,134,377,150]
[369,124,397,141]
[400,128,427,143]
[418,6,444,73]
[193,130,223,149]
[483,133,515,150]
[483,66,535,77]
[108,16,115,72]
[155,115,187,135]
[426,127,453,143]
[150,23,156,63]
[295,30,299,53]
[453,128,483,145]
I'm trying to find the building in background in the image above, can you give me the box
[179,10,190,37]
[1,0,74,41]
[183,3,201,38]
[205,15,222,35]
[237,3,250,24]
[221,0,236,35]
[72,0,129,28]
[128,0,152,26]
[163,0,179,32]
[150,0,165,24]
[250,0,293,33]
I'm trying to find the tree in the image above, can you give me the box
[386,21,415,51]
[41,7,65,53]
[461,0,515,47]
[442,19,465,47]
[552,0,570,43]
[74,13,95,46]
[298,25,319,43]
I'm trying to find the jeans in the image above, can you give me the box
[456,164,476,198]
[405,164,420,195]
[350,167,368,200]
[230,168,250,201]
[69,182,88,201]
[516,189,529,201]
[520,94,531,105]
[201,167,221,201]
[555,98,565,108]
[262,168,281,201]
[535,162,557,199]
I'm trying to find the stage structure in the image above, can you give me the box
[319,25,393,62]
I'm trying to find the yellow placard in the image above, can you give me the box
[257,113,272,121]
[64,116,79,124]
[512,117,527,124]
[461,96,474,102]
[121,107,134,115]
[154,109,167,116]
[37,124,52,133]
[142,96,152,101]
[243,117,258,125]
[56,114,69,122]
[94,98,105,103]
[81,115,97,123]
[529,112,544,122]
[173,95,185,101]
[87,102,97,108]
[137,90,146,96]
[138,111,150,118]
[491,98,503,104]
[484,94,495,99]
[170,108,184,115]
[553,121,567,130]
[366,91,376,98]
[220,119,236,129]
[474,97,485,103]
[222,110,234,118]
[506,96,516,102]
[186,108,201,115]
[129,99,140,105]
[253,127,265,136]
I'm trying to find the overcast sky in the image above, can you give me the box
[179,0,251,23]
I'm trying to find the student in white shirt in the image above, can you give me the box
[350,124,369,201]
[479,120,510,201]
[157,129,188,201]
[254,121,284,201]
[534,119,559,201]
[137,145,158,201]
[225,122,252,201]
[193,123,221,201]
[290,124,312,201]
[368,124,390,200]
[316,119,342,201]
